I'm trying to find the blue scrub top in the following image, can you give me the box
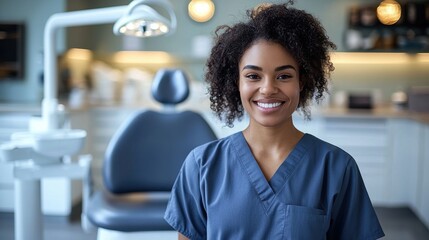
[164,132,385,240]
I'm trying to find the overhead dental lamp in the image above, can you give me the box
[113,0,175,37]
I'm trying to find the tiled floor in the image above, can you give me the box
[375,207,429,240]
[0,214,93,240]
[0,207,428,240]
[0,212,97,240]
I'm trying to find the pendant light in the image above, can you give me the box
[377,0,402,25]
[188,0,215,22]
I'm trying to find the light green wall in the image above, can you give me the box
[0,0,66,103]
[67,0,409,53]
[66,0,354,53]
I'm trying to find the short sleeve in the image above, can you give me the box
[164,150,206,240]
[328,158,385,240]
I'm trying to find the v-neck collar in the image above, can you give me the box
[231,131,310,212]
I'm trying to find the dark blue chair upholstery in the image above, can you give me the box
[86,68,217,232]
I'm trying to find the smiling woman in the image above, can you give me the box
[164,2,385,240]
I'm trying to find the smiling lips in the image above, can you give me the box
[255,101,284,109]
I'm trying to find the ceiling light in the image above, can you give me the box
[188,0,215,23]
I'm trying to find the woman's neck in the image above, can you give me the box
[243,120,303,150]
[242,122,304,180]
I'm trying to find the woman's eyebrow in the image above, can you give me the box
[275,65,296,71]
[242,65,262,71]
[242,65,297,72]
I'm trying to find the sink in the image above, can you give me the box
[0,129,86,164]
[31,129,86,157]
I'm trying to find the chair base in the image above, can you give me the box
[97,228,177,240]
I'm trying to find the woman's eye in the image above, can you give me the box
[246,74,260,80]
[277,74,292,80]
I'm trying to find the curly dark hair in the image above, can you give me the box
[205,1,336,127]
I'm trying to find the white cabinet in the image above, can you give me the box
[0,113,33,211]
[317,117,390,205]
[386,119,420,207]
[416,124,429,227]
[0,163,14,211]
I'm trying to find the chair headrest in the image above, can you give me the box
[151,68,190,105]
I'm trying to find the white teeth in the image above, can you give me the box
[257,102,282,109]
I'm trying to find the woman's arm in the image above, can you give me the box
[178,233,189,240]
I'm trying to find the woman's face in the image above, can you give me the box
[238,40,301,128]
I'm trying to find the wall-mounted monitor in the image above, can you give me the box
[0,23,25,80]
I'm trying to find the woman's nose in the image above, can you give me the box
[259,79,278,95]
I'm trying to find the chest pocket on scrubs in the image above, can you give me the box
[284,205,327,240]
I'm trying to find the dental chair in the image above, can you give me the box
[85,68,217,238]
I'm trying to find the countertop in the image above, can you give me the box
[1,103,429,125]
[313,106,429,124]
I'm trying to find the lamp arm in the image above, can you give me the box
[126,0,177,35]
[42,0,176,130]
[43,6,127,130]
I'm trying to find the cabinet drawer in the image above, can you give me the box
[361,173,387,205]
[321,118,388,147]
[0,162,14,184]
[342,146,387,165]
[0,188,14,212]
[0,114,31,128]
[323,118,387,131]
